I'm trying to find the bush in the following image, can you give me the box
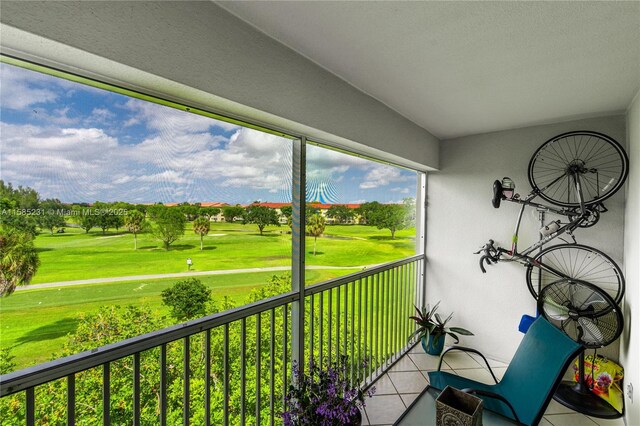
[161,278,212,321]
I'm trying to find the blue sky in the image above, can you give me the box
[0,62,416,204]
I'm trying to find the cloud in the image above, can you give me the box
[138,170,191,185]
[360,164,413,189]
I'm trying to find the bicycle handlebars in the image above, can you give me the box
[475,239,506,273]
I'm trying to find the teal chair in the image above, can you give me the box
[428,317,582,426]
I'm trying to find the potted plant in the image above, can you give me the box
[282,356,375,426]
[409,301,474,355]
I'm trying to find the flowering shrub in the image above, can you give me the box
[282,356,375,426]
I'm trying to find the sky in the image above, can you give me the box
[0,62,417,205]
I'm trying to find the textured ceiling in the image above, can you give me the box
[218,1,640,140]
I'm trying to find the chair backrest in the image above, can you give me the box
[497,317,582,425]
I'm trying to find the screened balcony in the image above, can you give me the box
[0,256,424,425]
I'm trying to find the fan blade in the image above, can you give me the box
[573,286,606,310]
[578,317,604,346]
[543,298,569,320]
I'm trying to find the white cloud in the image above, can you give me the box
[138,170,191,185]
[360,164,412,189]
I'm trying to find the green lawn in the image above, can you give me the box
[1,223,415,371]
[32,223,414,283]
[0,269,353,369]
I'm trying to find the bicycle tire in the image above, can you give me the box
[526,244,624,305]
[528,131,628,207]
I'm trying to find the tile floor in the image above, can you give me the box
[361,345,626,426]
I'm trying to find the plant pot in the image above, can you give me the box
[421,334,445,356]
[346,409,363,426]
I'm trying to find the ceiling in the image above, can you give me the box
[218,1,640,140]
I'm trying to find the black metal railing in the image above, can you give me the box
[0,255,424,425]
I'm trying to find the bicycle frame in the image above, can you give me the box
[504,171,588,257]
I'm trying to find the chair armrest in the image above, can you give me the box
[461,388,521,424]
[437,346,499,384]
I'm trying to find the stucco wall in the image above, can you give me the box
[0,1,439,171]
[425,115,627,362]
[622,92,639,425]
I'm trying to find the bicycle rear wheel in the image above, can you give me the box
[526,244,624,305]
[528,131,628,207]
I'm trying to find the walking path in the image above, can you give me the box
[19,264,379,291]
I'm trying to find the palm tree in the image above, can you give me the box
[0,226,40,297]
[306,213,326,256]
[124,210,147,250]
[193,216,211,251]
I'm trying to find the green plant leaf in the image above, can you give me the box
[449,327,474,336]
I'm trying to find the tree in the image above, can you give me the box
[124,210,148,250]
[179,203,200,221]
[0,225,40,297]
[72,206,95,233]
[200,207,221,221]
[193,216,210,251]
[306,213,326,256]
[222,205,244,223]
[369,203,411,239]
[326,205,354,224]
[37,199,66,234]
[243,205,280,235]
[355,201,381,225]
[161,278,212,321]
[152,207,186,250]
[279,205,292,219]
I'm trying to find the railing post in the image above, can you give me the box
[291,137,306,375]
[416,172,427,307]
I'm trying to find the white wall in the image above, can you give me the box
[426,115,627,362]
[0,1,439,171]
[622,92,640,425]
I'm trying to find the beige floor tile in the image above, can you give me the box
[360,407,370,425]
[399,393,421,407]
[539,418,555,426]
[364,394,407,425]
[439,351,483,369]
[388,371,429,394]
[588,416,626,426]
[544,399,577,415]
[468,352,510,368]
[450,367,499,385]
[408,352,443,371]
[389,355,419,372]
[544,413,598,426]
[370,373,397,395]
[491,366,507,380]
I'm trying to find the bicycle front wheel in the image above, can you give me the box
[526,244,624,305]
[528,131,628,207]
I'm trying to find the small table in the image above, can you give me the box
[394,386,519,425]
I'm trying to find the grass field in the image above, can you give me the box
[1,222,415,370]
[31,223,414,283]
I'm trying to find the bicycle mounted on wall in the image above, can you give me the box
[476,130,628,304]
[475,130,630,418]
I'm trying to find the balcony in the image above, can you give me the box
[0,255,425,425]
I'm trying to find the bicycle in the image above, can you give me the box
[476,130,628,304]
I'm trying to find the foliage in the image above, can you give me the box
[124,209,148,250]
[74,207,96,233]
[280,205,293,219]
[200,207,221,220]
[355,202,381,225]
[0,180,40,209]
[326,205,354,224]
[152,206,186,250]
[409,301,474,346]
[0,224,40,297]
[243,205,280,235]
[368,201,413,239]
[282,356,374,426]
[37,199,66,235]
[0,347,17,375]
[222,205,244,223]
[306,213,326,256]
[161,278,212,321]
[179,203,201,221]
[192,216,211,250]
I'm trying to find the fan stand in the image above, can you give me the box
[553,350,623,419]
